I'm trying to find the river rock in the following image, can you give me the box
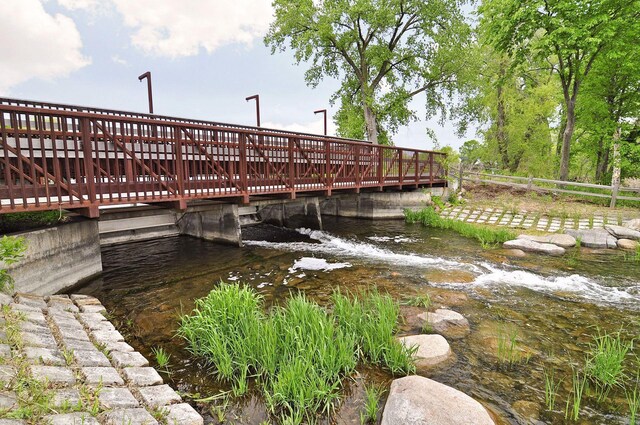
[503,239,565,256]
[381,375,495,425]
[502,249,527,258]
[398,334,453,369]
[418,309,470,339]
[605,224,640,241]
[517,234,576,248]
[617,239,638,250]
[565,229,617,249]
[625,218,640,231]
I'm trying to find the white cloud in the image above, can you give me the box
[111,0,273,58]
[111,55,128,66]
[0,0,91,94]
[57,0,99,10]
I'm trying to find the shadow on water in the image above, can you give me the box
[75,216,640,424]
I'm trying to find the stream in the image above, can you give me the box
[74,216,640,424]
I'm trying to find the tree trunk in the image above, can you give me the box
[496,63,508,168]
[363,103,378,144]
[559,100,576,181]
[610,126,621,208]
[595,136,609,183]
[556,113,566,157]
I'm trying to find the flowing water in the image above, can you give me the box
[75,217,640,424]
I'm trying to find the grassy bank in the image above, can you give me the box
[405,206,515,247]
[178,283,415,424]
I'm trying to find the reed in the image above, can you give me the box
[627,368,640,425]
[179,283,413,424]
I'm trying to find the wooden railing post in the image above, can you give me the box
[174,126,185,198]
[378,146,384,188]
[80,117,96,204]
[288,137,296,198]
[414,151,419,187]
[239,133,249,203]
[325,140,332,194]
[354,144,360,190]
[458,161,463,191]
[398,149,403,187]
[429,152,434,187]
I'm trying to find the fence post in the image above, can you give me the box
[174,126,184,198]
[458,162,463,191]
[239,133,249,203]
[527,175,533,191]
[288,137,296,198]
[610,181,619,208]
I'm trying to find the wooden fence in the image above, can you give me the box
[454,166,640,208]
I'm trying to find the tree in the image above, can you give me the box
[265,0,472,144]
[480,0,640,180]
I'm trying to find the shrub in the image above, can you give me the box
[0,236,27,293]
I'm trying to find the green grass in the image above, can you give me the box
[178,283,414,425]
[495,324,529,366]
[401,293,431,310]
[405,207,515,248]
[565,367,588,421]
[151,347,171,371]
[543,367,563,411]
[585,328,633,400]
[360,383,384,424]
[627,368,640,425]
[0,236,27,293]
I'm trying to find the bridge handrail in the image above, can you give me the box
[0,97,370,146]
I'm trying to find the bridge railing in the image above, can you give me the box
[0,101,447,215]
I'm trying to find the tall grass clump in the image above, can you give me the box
[565,367,588,421]
[627,368,640,425]
[405,207,515,247]
[585,328,633,400]
[543,367,562,411]
[179,283,413,424]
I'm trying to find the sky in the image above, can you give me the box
[0,0,474,151]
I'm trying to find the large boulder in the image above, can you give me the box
[565,229,617,249]
[381,376,495,425]
[398,334,453,370]
[605,225,640,241]
[625,218,640,231]
[617,239,639,250]
[417,309,470,339]
[517,234,576,248]
[503,239,565,256]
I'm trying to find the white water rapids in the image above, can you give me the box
[243,228,640,309]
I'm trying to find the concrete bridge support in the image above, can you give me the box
[177,204,242,246]
[320,190,439,219]
[257,197,322,230]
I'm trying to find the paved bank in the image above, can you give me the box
[439,206,639,232]
[0,293,203,425]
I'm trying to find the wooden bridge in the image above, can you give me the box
[0,98,447,218]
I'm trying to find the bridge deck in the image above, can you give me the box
[0,98,446,217]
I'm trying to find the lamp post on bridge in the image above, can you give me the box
[314,109,327,136]
[245,94,260,127]
[138,71,154,114]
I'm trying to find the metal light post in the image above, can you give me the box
[138,71,154,114]
[314,109,327,135]
[245,94,260,127]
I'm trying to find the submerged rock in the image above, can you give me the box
[503,239,565,256]
[418,309,470,339]
[605,224,640,241]
[617,239,639,250]
[517,233,576,248]
[398,334,453,370]
[381,375,495,425]
[501,249,527,258]
[565,229,618,249]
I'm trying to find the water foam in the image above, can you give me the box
[289,257,351,272]
[244,228,479,272]
[439,263,639,306]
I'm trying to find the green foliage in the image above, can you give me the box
[0,236,27,293]
[179,283,413,424]
[585,328,633,400]
[151,347,171,371]
[495,324,530,366]
[265,0,473,144]
[405,207,515,247]
[628,368,640,425]
[565,367,588,422]
[543,367,563,412]
[0,211,63,234]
